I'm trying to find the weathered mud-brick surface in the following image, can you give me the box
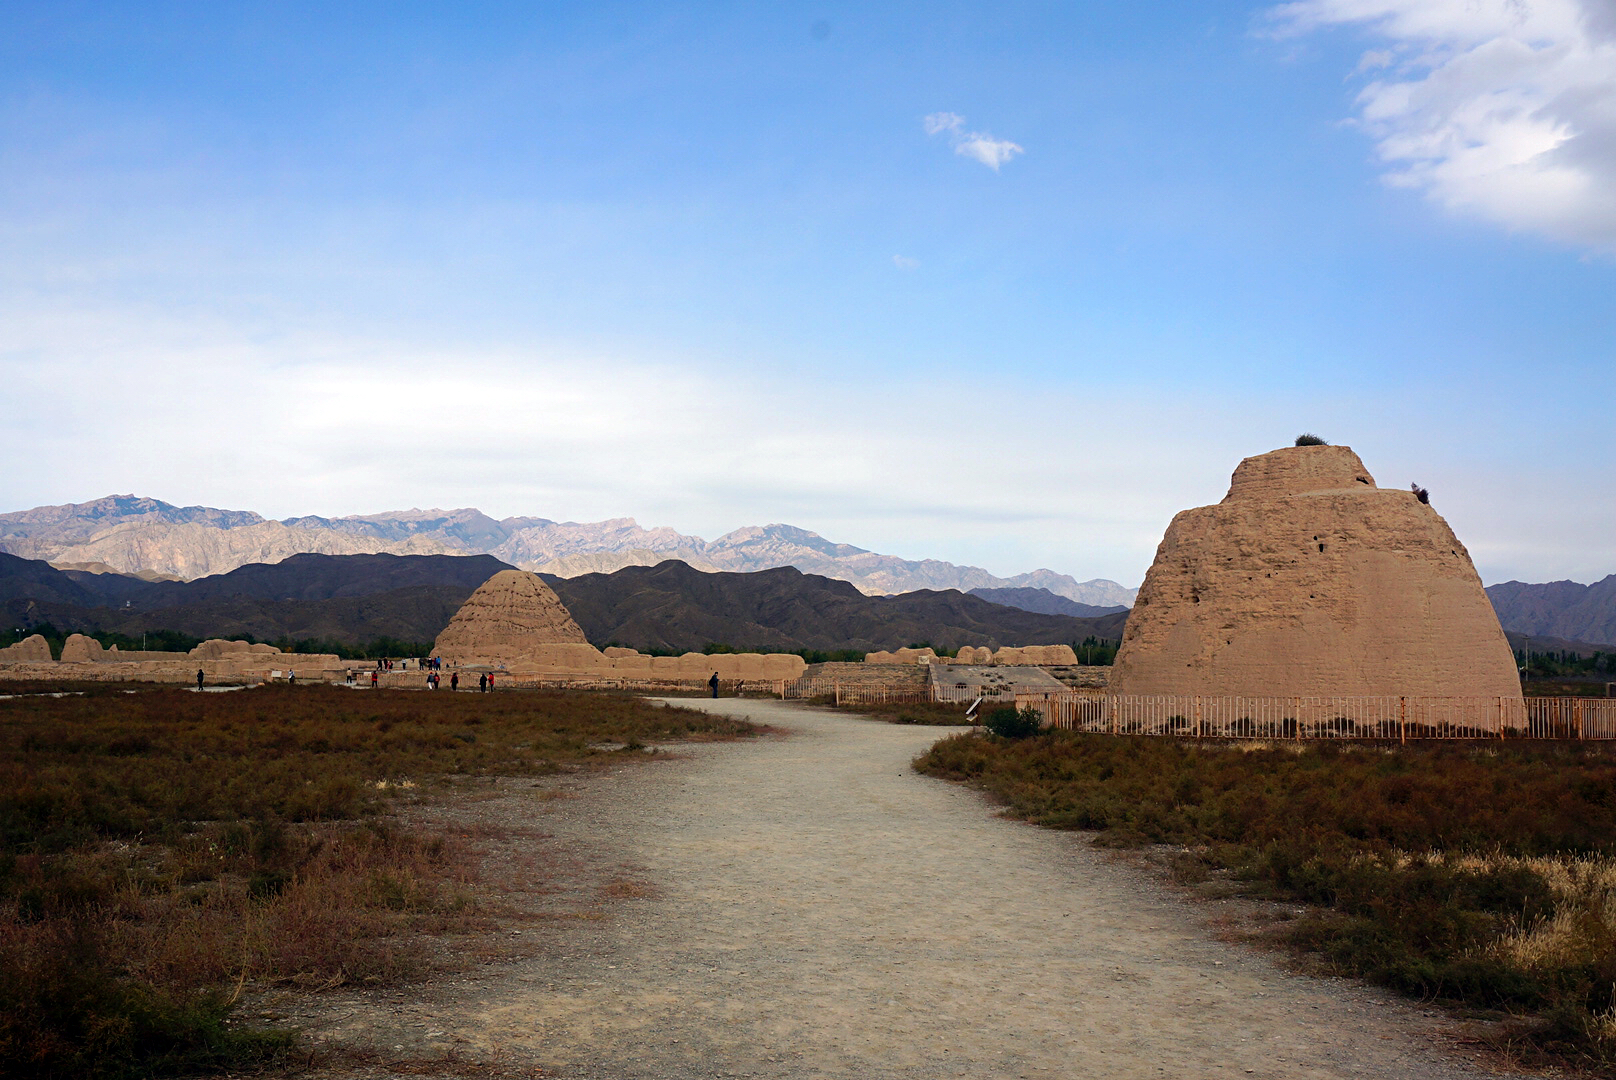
[0,634,54,663]
[1110,444,1521,700]
[434,569,589,666]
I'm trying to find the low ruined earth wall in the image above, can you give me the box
[0,635,348,684]
[497,646,807,682]
[866,645,1080,666]
[800,662,929,691]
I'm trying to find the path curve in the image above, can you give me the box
[316,700,1512,1079]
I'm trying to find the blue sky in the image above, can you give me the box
[2,1,1613,586]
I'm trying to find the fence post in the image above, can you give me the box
[1576,698,1585,740]
[1399,696,1406,745]
[1194,695,1202,739]
[835,682,841,708]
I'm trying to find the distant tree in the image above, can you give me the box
[1294,433,1328,446]
[1411,483,1430,504]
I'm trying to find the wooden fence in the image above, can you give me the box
[782,679,931,706]
[1014,692,1616,741]
[504,676,792,696]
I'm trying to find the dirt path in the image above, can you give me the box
[297,700,1512,1079]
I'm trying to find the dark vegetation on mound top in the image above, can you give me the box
[0,552,1125,657]
[916,732,1616,1072]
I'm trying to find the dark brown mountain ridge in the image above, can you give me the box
[2,553,1124,656]
[543,560,1126,653]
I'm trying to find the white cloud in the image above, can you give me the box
[954,133,1025,170]
[1269,0,1616,249]
[923,112,1024,171]
[891,254,919,269]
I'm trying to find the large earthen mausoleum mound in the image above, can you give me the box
[1109,443,1521,700]
[432,569,589,667]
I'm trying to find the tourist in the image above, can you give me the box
[196,668,204,691]
[479,672,487,692]
[451,671,459,691]
[487,672,494,691]
[371,670,379,689]
[709,671,720,698]
[287,671,296,685]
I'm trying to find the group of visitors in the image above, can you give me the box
[422,670,495,692]
[364,655,494,692]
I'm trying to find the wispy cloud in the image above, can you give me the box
[1267,0,1616,250]
[923,111,1024,171]
[891,254,919,270]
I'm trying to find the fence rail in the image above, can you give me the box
[782,679,931,705]
[1014,692,1616,740]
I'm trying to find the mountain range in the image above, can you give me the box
[0,496,1137,607]
[544,561,1128,654]
[966,587,1127,619]
[1486,577,1616,651]
[0,552,1126,655]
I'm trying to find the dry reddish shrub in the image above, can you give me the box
[0,685,753,1078]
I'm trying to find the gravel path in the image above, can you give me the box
[302,699,1512,1079]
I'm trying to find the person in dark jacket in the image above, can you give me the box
[709,671,720,698]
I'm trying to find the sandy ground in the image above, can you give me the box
[281,699,1516,1079]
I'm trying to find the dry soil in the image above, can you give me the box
[280,699,1516,1079]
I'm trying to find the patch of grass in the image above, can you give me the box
[0,685,752,1078]
[837,700,972,726]
[915,731,1616,1072]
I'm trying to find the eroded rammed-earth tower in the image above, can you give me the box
[1110,444,1521,700]
[432,569,589,667]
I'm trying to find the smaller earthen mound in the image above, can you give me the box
[60,634,107,663]
[0,634,54,663]
[865,647,938,665]
[992,644,1078,666]
[434,569,589,667]
[190,640,281,660]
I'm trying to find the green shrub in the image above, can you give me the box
[984,706,1042,739]
[1294,433,1328,446]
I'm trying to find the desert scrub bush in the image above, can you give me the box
[0,685,752,1078]
[983,705,1043,739]
[913,731,1616,1068]
[1294,433,1328,446]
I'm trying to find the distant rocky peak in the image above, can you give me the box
[710,523,871,557]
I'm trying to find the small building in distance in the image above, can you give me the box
[1110,443,1521,701]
